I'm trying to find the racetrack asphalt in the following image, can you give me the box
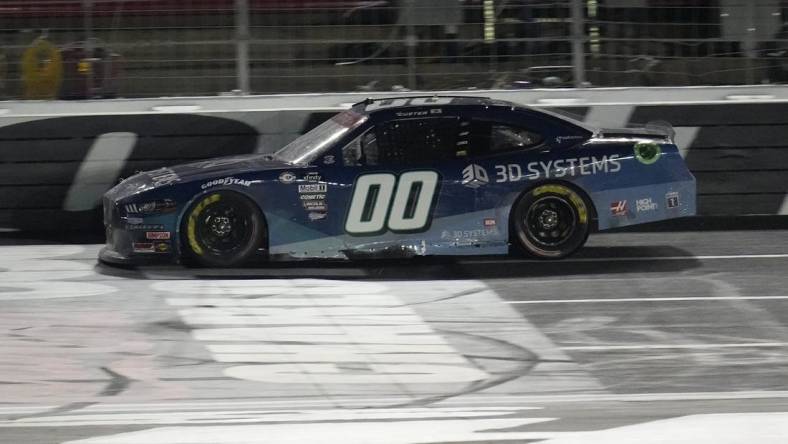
[0,227,786,443]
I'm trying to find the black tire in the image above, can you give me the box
[511,184,591,259]
[181,191,265,267]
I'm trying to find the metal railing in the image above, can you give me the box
[0,0,786,99]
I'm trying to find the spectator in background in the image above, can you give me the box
[400,0,462,62]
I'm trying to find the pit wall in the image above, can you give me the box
[1,86,787,231]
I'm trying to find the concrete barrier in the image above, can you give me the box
[1,86,787,231]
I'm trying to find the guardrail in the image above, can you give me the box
[1,85,787,231]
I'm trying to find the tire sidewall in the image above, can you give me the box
[512,184,590,259]
[181,191,265,267]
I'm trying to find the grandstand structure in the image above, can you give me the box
[0,0,785,98]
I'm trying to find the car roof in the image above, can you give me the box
[352,95,512,111]
[351,95,595,133]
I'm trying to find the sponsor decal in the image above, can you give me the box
[299,183,327,193]
[279,171,296,184]
[504,155,622,182]
[148,167,180,186]
[127,224,164,231]
[302,201,327,212]
[555,135,585,144]
[300,193,326,201]
[124,217,144,225]
[461,164,489,188]
[463,156,622,187]
[483,218,496,227]
[610,200,627,216]
[200,176,257,190]
[323,155,335,165]
[154,241,170,253]
[441,228,499,242]
[125,199,176,215]
[636,197,658,212]
[303,172,322,182]
[634,142,662,165]
[301,188,328,211]
[132,242,155,253]
[308,211,327,221]
[666,191,680,209]
[146,231,171,240]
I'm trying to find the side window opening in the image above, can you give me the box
[342,128,380,166]
[342,116,460,166]
[466,120,544,157]
[491,124,543,151]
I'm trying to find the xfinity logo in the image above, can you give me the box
[461,164,489,188]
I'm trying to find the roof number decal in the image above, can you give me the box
[365,97,454,111]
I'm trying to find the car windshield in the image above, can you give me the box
[275,110,368,164]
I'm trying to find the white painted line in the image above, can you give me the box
[506,295,788,304]
[562,342,788,351]
[673,126,700,158]
[64,132,137,211]
[583,104,633,128]
[538,412,788,444]
[6,390,788,417]
[471,390,788,404]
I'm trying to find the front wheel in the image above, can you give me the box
[181,191,265,267]
[511,184,591,259]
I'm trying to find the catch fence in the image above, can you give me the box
[0,0,786,98]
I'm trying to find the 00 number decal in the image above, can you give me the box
[345,171,439,234]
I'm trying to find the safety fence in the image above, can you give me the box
[0,87,786,231]
[1,1,787,99]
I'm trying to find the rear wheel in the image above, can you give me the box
[182,191,265,267]
[511,184,591,259]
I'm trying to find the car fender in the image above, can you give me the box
[500,179,599,242]
[174,186,269,258]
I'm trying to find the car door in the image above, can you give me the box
[332,114,475,253]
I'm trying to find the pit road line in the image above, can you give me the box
[561,342,788,351]
[464,253,788,264]
[505,295,788,304]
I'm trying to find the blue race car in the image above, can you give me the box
[101,96,696,267]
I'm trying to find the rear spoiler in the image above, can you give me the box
[600,120,675,141]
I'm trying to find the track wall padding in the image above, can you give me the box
[0,87,787,230]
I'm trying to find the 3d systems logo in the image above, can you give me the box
[462,164,489,188]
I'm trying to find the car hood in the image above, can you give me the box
[107,154,294,201]
[168,154,293,180]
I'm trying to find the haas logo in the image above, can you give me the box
[462,164,489,188]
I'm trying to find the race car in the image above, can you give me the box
[101,96,696,267]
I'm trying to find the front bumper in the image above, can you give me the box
[99,246,138,266]
[101,195,178,266]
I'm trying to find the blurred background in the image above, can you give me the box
[0,0,786,99]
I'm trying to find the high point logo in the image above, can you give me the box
[636,197,658,212]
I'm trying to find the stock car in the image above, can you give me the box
[100,96,696,267]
